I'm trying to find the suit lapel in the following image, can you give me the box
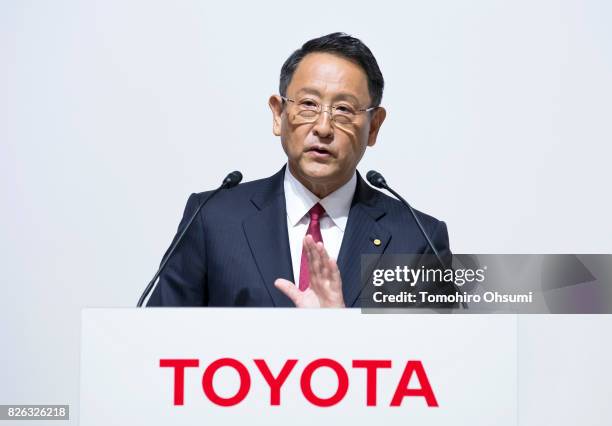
[337,174,391,307]
[242,168,295,307]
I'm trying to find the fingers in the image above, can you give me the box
[274,278,301,306]
[304,235,333,289]
[317,240,332,281]
[328,257,342,291]
[304,236,323,291]
[301,235,345,307]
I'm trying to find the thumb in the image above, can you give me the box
[274,279,301,306]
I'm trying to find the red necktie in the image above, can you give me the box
[299,203,325,291]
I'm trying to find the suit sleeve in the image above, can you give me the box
[146,193,208,306]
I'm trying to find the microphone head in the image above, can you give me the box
[222,170,243,188]
[366,170,387,189]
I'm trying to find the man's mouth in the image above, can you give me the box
[305,145,334,158]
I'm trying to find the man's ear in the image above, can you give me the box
[268,95,283,136]
[367,107,387,147]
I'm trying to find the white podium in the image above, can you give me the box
[80,309,517,425]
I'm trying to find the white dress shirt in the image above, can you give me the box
[283,166,357,284]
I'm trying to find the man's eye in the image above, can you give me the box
[300,100,318,108]
[335,105,355,114]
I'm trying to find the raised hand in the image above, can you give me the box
[274,235,345,308]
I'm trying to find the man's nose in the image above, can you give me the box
[312,109,333,139]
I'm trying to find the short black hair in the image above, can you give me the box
[279,32,384,107]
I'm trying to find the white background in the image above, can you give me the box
[1,0,611,424]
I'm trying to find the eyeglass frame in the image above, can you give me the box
[279,95,379,124]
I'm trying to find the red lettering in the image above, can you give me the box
[161,357,436,408]
[159,359,199,406]
[352,359,392,406]
[390,361,438,407]
[300,358,349,407]
[254,359,297,406]
[202,358,251,406]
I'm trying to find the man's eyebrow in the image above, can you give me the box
[295,88,362,104]
[295,88,322,97]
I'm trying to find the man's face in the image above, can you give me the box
[270,52,386,197]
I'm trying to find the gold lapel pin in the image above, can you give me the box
[373,238,382,246]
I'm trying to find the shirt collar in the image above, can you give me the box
[283,165,356,231]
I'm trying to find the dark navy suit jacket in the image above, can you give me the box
[147,167,452,307]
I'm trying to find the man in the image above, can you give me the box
[147,32,451,308]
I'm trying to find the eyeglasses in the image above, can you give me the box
[280,96,378,126]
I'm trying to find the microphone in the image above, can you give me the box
[222,171,243,189]
[367,170,468,310]
[366,170,446,269]
[136,171,243,307]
